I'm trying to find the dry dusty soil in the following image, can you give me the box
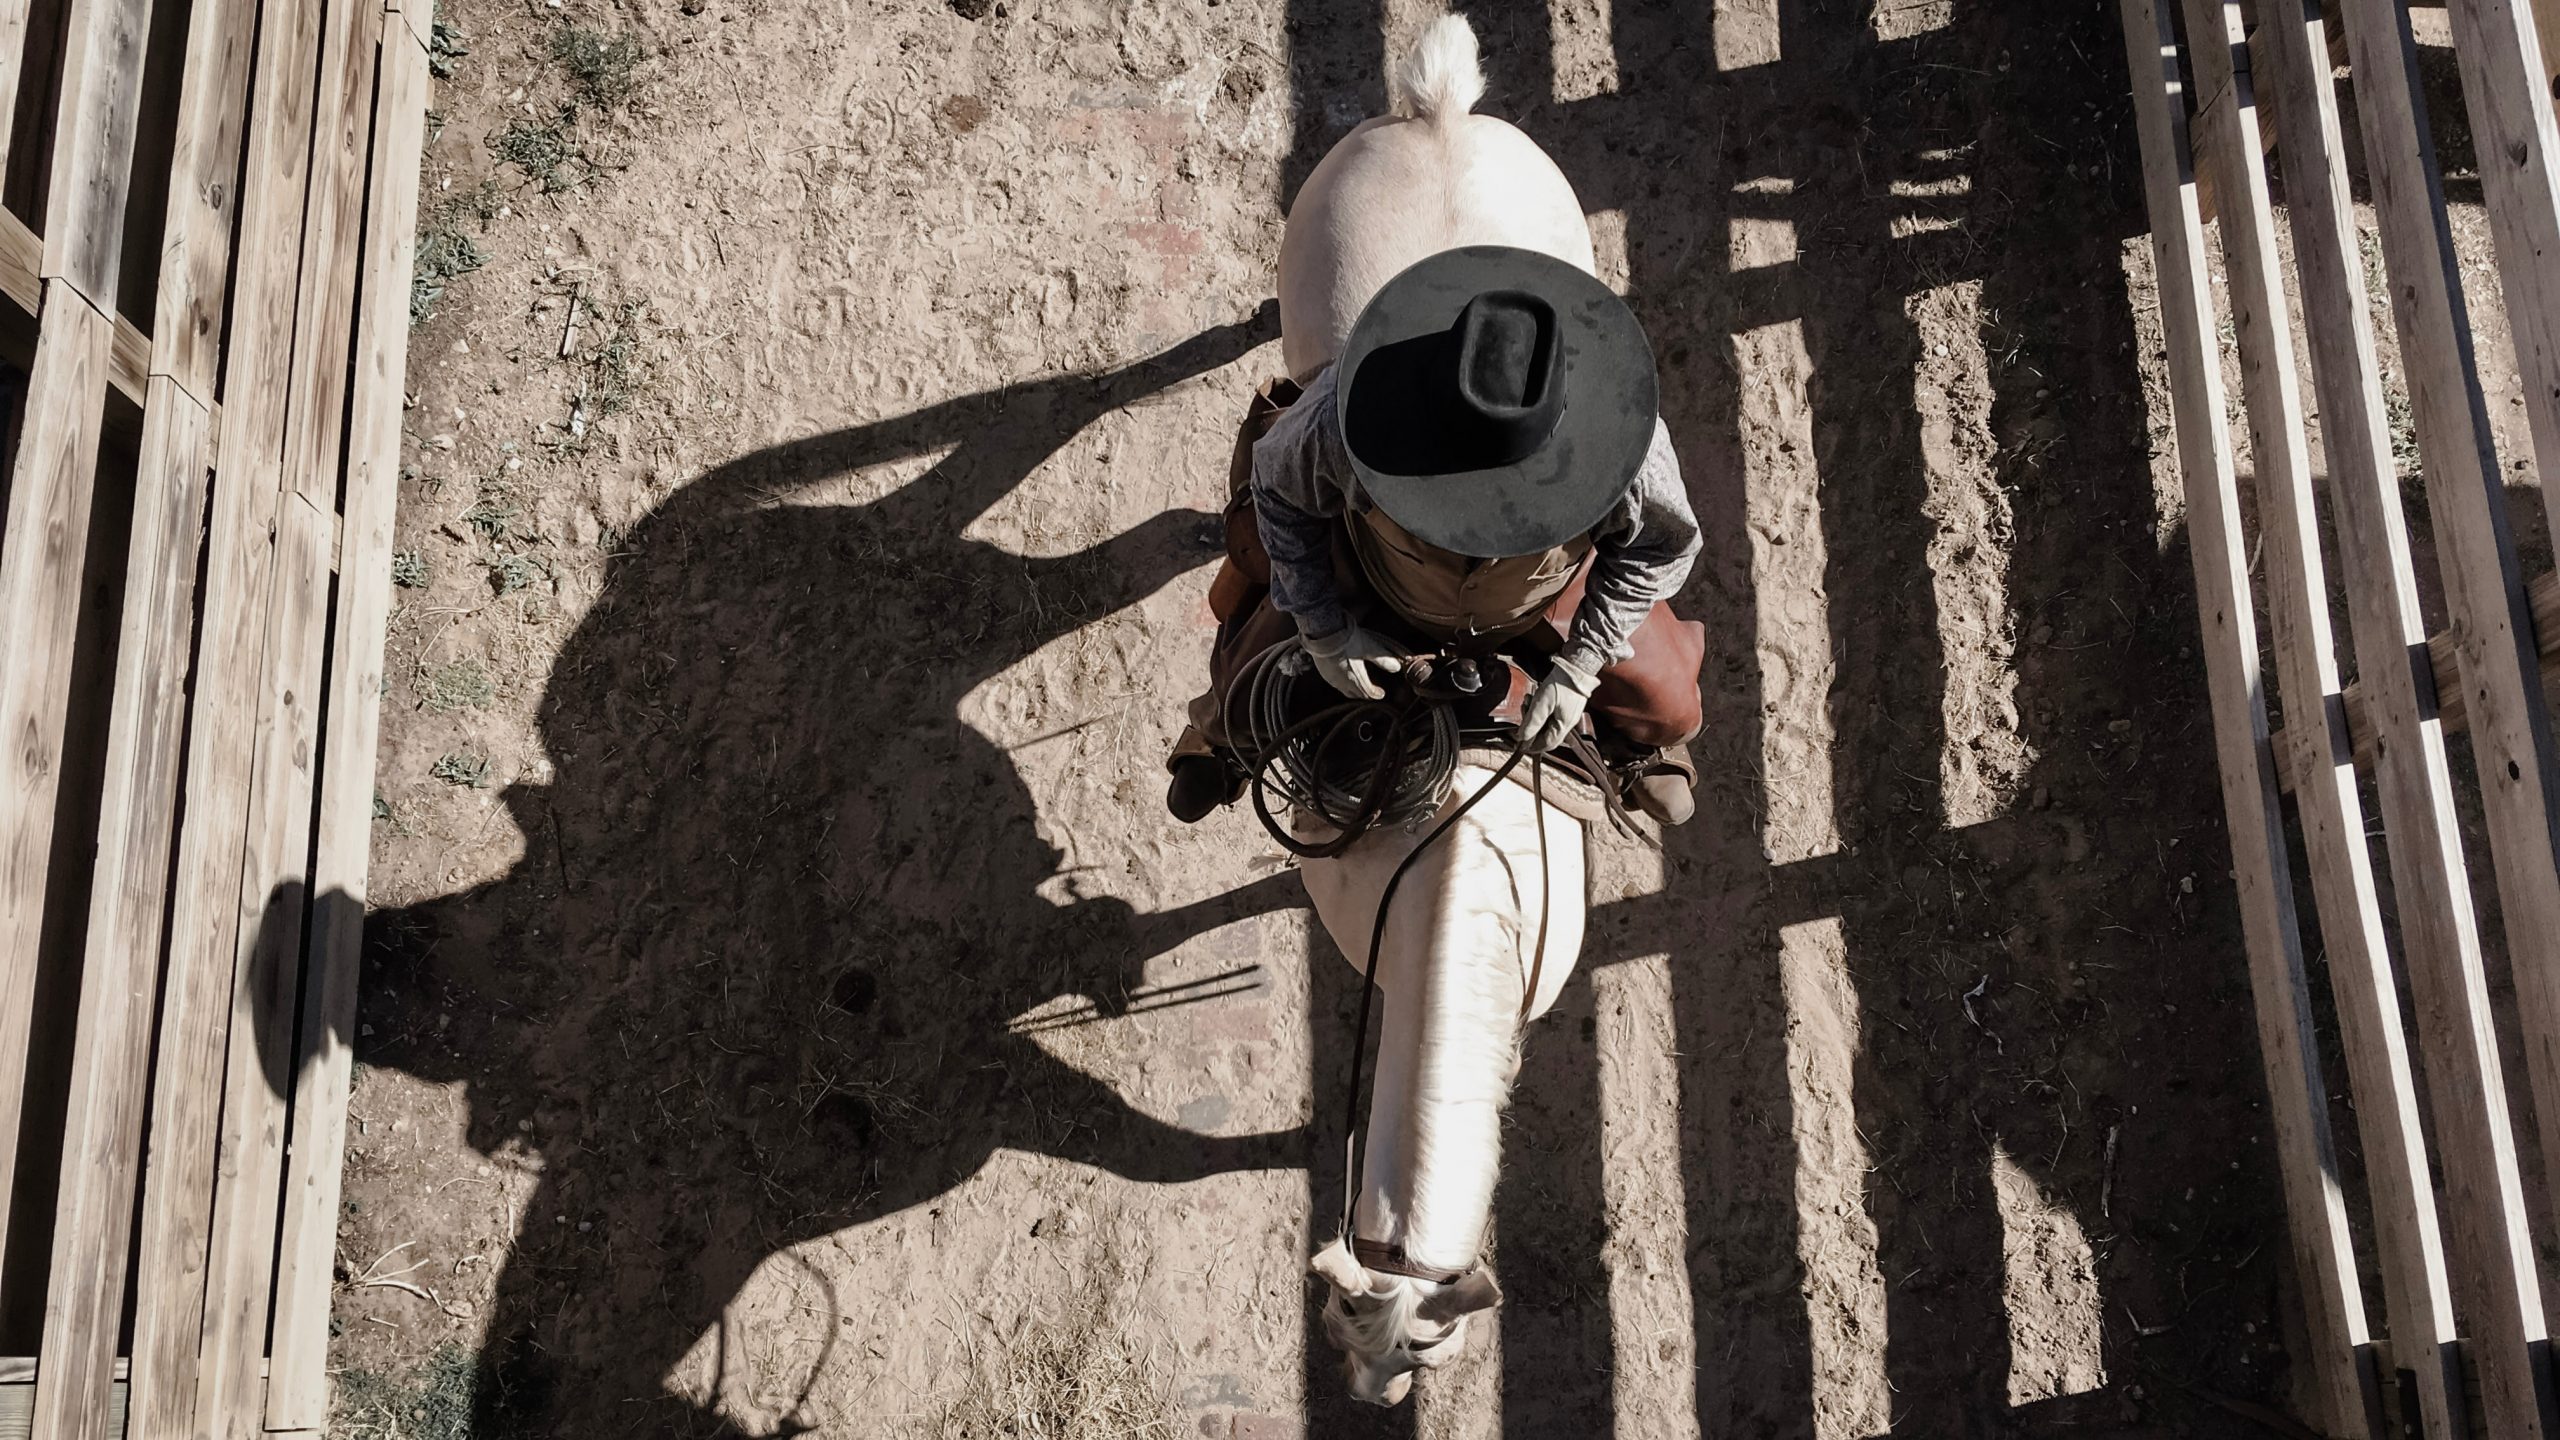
[324,0,2547,1435]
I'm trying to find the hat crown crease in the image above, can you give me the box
[1454,290,1562,464]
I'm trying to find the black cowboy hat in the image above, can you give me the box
[1335,245,1658,559]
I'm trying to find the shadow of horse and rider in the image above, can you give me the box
[353,308,1315,1433]
[323,2,2326,1436]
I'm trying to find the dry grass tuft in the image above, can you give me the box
[335,1343,479,1440]
[937,1281,1179,1440]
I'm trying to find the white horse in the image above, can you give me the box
[1278,15,1603,1406]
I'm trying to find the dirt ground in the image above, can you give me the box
[324,1,2540,1436]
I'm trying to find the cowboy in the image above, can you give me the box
[1167,246,1705,826]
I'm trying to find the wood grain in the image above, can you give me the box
[278,0,382,505]
[126,0,322,1426]
[264,31,429,1429]
[29,382,209,1440]
[2184,1,2466,1430]
[2118,1,2377,1431]
[10,0,215,1416]
[189,487,333,1438]
[190,0,386,1427]
[123,436,275,1438]
[36,0,153,308]
[0,0,32,176]
[387,0,428,54]
[146,0,256,405]
[2326,11,2560,1335]
[2319,0,2560,1416]
[0,209,152,407]
[0,287,116,1327]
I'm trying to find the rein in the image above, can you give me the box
[1232,639,1564,1288]
[1346,751,1552,1287]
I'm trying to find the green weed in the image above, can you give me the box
[335,1343,480,1440]
[427,19,469,80]
[484,551,552,595]
[391,548,430,588]
[430,751,492,789]
[419,658,495,713]
[552,25,646,110]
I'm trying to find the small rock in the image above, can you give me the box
[450,338,470,356]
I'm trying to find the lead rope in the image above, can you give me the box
[1334,735,1555,1278]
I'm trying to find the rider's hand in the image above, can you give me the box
[1520,655,1600,751]
[1301,624,1406,701]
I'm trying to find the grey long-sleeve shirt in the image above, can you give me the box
[1251,364,1702,680]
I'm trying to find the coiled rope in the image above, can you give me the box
[1226,637,1461,859]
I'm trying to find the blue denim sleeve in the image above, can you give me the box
[1249,367,1352,639]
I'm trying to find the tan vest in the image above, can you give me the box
[1346,506,1590,644]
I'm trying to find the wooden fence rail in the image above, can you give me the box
[2121,0,2560,1434]
[0,0,427,1428]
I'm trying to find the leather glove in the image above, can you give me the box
[1520,656,1600,752]
[1301,624,1406,701]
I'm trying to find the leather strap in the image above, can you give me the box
[1352,1236,1474,1286]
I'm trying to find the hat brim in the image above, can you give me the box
[1336,246,1657,559]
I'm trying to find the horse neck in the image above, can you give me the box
[1333,777,1569,1273]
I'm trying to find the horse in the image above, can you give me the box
[1275,14,1609,1406]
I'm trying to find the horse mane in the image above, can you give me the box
[1319,1273,1468,1367]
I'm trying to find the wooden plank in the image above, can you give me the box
[0,286,117,1322]
[2336,0,2560,1308]
[0,206,33,314]
[1,0,194,1416]
[124,461,272,1439]
[194,0,385,1426]
[0,207,161,408]
[2183,3,2466,1432]
[82,0,248,1426]
[191,488,331,1437]
[278,0,382,505]
[2441,7,2560,580]
[35,0,151,309]
[0,0,32,178]
[2268,0,2560,1410]
[146,0,254,405]
[2277,570,2556,782]
[386,0,427,54]
[29,383,207,1440]
[2119,2,2377,1433]
[126,0,323,1425]
[0,1380,124,1440]
[265,32,428,1430]
[1,1364,105,1385]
